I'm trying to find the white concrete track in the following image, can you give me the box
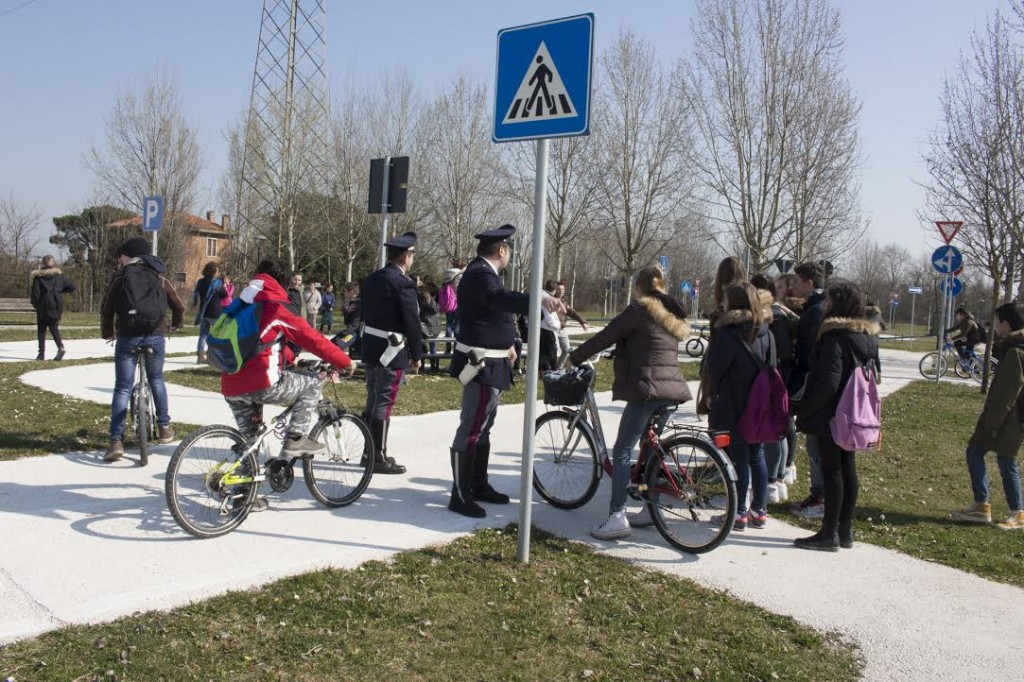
[0,343,1021,681]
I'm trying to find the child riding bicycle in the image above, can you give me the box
[946,307,982,362]
[219,260,354,498]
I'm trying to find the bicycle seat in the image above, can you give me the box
[652,403,679,419]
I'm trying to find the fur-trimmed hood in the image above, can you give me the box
[817,317,882,339]
[994,329,1024,358]
[756,289,774,317]
[783,297,805,312]
[715,308,754,328]
[636,295,690,340]
[30,267,61,279]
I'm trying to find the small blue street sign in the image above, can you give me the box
[142,196,164,232]
[939,277,964,297]
[931,245,962,275]
[890,299,900,308]
[493,14,594,142]
[659,255,669,274]
[907,286,923,295]
[680,280,693,294]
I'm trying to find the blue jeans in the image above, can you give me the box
[110,335,170,441]
[764,438,788,480]
[608,400,675,513]
[197,318,212,353]
[728,438,768,515]
[966,445,1022,511]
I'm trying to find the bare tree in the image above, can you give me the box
[85,71,204,267]
[0,192,43,296]
[592,30,695,302]
[920,11,1024,389]
[686,0,862,270]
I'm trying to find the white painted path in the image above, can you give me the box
[0,344,1021,681]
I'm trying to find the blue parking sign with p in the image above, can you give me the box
[143,196,164,232]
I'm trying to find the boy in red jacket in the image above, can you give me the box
[222,260,354,463]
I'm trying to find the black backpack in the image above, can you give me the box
[32,277,62,323]
[115,265,167,335]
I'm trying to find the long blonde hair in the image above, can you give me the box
[634,265,667,297]
[724,281,767,341]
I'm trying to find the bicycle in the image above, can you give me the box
[129,346,158,467]
[532,363,738,554]
[919,338,997,383]
[684,325,709,358]
[165,359,374,538]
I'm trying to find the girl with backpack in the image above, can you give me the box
[794,281,880,551]
[706,281,774,531]
[30,255,76,361]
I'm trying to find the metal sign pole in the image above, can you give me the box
[518,138,549,564]
[152,230,158,257]
[910,293,916,337]
[935,278,944,383]
[379,156,391,268]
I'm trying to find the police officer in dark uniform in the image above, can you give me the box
[360,231,423,474]
[448,224,563,517]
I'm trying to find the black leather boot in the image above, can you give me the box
[449,448,485,518]
[370,418,406,474]
[471,439,509,504]
[793,526,840,552]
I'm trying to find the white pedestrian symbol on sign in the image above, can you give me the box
[503,41,577,124]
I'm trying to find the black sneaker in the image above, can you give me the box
[281,434,325,459]
[793,530,840,552]
[54,348,66,361]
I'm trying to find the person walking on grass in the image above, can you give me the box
[793,281,880,551]
[567,265,691,540]
[192,261,224,364]
[950,301,1024,530]
[30,255,75,362]
[100,237,185,462]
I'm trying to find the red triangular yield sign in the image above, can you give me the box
[935,221,963,244]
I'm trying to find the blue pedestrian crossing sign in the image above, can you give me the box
[680,280,693,295]
[931,245,962,274]
[142,196,164,232]
[493,14,594,143]
[939,277,964,297]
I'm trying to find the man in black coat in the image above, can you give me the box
[360,232,423,474]
[30,255,76,361]
[447,224,563,517]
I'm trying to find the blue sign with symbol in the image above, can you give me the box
[939,277,963,297]
[659,255,669,273]
[142,196,164,232]
[493,14,594,142]
[680,280,694,297]
[931,245,962,275]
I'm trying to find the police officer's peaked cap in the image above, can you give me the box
[474,224,516,245]
[384,231,417,251]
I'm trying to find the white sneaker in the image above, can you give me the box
[775,481,789,503]
[784,466,797,485]
[628,506,654,528]
[591,510,631,540]
[767,483,780,504]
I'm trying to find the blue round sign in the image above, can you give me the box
[931,245,963,275]
[939,277,963,297]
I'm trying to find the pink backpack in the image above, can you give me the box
[736,333,790,443]
[438,283,457,313]
[830,352,881,451]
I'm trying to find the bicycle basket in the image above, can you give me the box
[542,365,594,406]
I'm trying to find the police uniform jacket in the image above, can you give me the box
[359,262,423,369]
[448,256,529,390]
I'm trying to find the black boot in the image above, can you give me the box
[369,418,405,474]
[471,439,509,504]
[838,524,854,549]
[793,526,840,552]
[449,448,485,518]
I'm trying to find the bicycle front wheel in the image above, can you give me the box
[133,385,151,466]
[918,351,947,380]
[970,356,998,384]
[685,338,705,358]
[952,355,971,379]
[533,410,600,509]
[645,436,737,554]
[305,413,374,507]
[165,425,258,539]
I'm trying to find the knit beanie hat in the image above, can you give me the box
[119,237,151,258]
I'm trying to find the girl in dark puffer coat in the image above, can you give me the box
[794,281,880,551]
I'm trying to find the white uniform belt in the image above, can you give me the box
[455,342,510,359]
[363,325,405,343]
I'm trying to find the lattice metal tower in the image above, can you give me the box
[235,0,331,271]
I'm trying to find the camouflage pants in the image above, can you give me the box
[225,370,321,439]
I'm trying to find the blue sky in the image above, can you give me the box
[0,0,1007,257]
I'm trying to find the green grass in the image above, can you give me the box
[166,362,702,416]
[0,356,198,461]
[0,311,100,326]
[878,336,937,353]
[775,381,1024,587]
[0,327,107,342]
[0,527,861,682]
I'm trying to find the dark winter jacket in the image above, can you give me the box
[767,298,799,384]
[100,255,185,339]
[30,267,75,323]
[418,288,441,338]
[705,308,772,433]
[795,318,881,437]
[789,289,827,395]
[192,276,224,322]
[570,293,692,404]
[969,330,1024,456]
[946,313,982,346]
